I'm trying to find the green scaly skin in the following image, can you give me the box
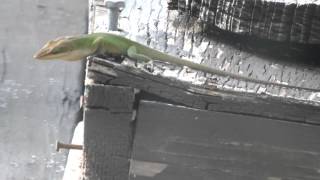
[34,33,318,91]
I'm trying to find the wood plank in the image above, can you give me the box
[85,84,134,112]
[83,84,135,180]
[86,57,320,124]
[130,100,320,180]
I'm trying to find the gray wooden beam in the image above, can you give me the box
[83,84,135,180]
[130,100,320,180]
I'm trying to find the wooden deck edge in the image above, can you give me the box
[85,56,320,124]
[82,84,135,180]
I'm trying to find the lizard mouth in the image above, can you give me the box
[33,49,51,60]
[33,49,63,60]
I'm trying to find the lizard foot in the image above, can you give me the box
[135,61,154,74]
[143,61,154,73]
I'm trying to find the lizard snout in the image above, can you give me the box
[33,48,51,60]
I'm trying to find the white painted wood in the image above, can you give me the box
[63,122,84,180]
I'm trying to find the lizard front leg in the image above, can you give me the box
[127,46,155,71]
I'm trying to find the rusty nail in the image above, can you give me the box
[56,141,83,152]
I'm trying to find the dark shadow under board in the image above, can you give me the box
[130,100,320,180]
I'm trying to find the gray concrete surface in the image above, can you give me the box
[0,0,87,179]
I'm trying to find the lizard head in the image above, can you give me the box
[33,36,94,61]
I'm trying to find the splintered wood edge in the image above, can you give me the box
[86,56,320,108]
[87,57,249,97]
[85,56,320,124]
[87,57,320,124]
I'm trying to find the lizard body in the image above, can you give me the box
[34,33,318,91]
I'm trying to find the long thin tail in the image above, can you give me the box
[138,44,319,91]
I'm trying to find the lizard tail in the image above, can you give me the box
[136,44,319,92]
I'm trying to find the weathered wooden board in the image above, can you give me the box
[83,84,134,180]
[168,0,320,44]
[130,100,320,180]
[86,57,320,124]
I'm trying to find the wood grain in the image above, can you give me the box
[83,84,135,180]
[130,101,320,180]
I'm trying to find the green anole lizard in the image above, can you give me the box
[34,33,318,91]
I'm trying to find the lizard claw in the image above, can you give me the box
[143,61,154,73]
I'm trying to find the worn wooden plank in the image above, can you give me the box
[83,84,134,180]
[84,84,134,112]
[130,100,320,180]
[62,122,84,180]
[86,57,320,124]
